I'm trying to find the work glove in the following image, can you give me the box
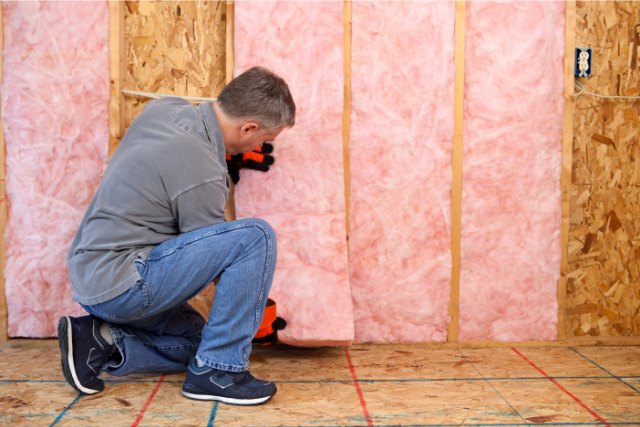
[252,317,287,346]
[252,298,287,346]
[225,143,275,185]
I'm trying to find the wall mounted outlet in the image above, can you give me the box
[575,47,592,77]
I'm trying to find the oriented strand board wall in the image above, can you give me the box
[123,1,227,319]
[124,1,226,129]
[567,1,640,337]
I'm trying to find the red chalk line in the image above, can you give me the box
[345,349,374,427]
[131,374,166,427]
[511,348,610,427]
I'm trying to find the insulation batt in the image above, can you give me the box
[2,2,109,337]
[349,1,456,342]
[459,1,565,341]
[234,2,353,346]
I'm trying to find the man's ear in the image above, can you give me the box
[241,123,259,135]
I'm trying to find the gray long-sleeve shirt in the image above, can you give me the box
[68,98,229,305]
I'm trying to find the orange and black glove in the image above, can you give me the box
[225,143,275,185]
[252,298,287,346]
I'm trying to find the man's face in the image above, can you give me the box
[232,125,284,155]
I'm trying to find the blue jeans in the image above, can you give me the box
[82,218,277,376]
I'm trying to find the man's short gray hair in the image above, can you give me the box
[217,66,296,132]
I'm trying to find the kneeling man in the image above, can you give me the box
[59,67,295,406]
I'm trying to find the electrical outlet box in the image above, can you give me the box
[575,47,592,77]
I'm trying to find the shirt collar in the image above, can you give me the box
[198,102,226,166]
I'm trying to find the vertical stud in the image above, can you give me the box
[109,1,125,158]
[558,0,577,341]
[448,0,466,343]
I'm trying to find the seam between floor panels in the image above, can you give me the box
[568,347,640,396]
[457,349,529,425]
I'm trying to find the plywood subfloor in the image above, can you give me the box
[0,345,638,426]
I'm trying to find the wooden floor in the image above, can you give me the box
[0,344,639,426]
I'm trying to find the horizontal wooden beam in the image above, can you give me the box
[4,335,640,351]
[0,339,59,350]
[353,336,640,349]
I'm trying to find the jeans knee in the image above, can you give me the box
[248,218,277,250]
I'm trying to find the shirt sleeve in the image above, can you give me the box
[171,179,228,233]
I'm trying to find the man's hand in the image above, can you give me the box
[225,143,275,185]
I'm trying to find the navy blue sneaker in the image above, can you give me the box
[58,315,116,395]
[182,359,277,405]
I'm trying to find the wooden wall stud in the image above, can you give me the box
[108,1,125,158]
[447,0,466,343]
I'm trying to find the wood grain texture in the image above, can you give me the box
[109,1,125,157]
[567,1,640,337]
[343,0,351,242]
[3,333,640,350]
[2,346,640,424]
[224,1,236,223]
[226,0,234,86]
[448,0,466,344]
[558,0,577,342]
[123,1,226,130]
[353,335,640,348]
[121,1,228,320]
[0,339,58,350]
[0,3,7,342]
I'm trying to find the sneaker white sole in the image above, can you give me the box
[182,391,273,406]
[65,317,100,395]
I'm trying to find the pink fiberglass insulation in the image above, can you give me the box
[459,1,565,342]
[234,2,353,346]
[349,2,455,342]
[2,2,109,337]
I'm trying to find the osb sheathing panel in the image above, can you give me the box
[123,1,227,320]
[567,1,640,337]
[123,0,226,129]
